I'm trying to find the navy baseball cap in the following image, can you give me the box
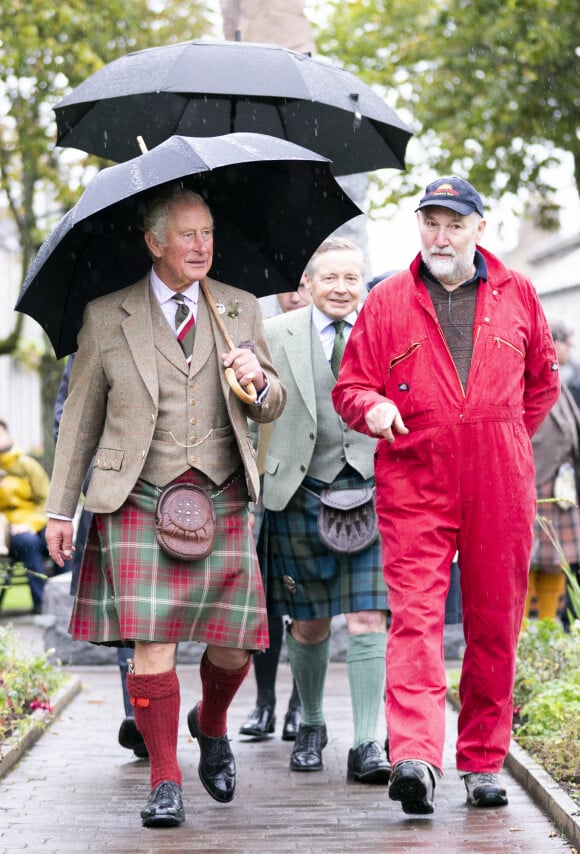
[416,176,484,217]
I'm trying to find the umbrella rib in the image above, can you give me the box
[174,95,195,141]
[274,102,290,141]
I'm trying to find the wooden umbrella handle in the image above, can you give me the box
[200,279,258,404]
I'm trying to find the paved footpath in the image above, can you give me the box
[0,621,575,853]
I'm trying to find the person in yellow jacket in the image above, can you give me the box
[0,420,54,612]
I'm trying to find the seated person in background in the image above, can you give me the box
[0,420,57,613]
[0,512,9,556]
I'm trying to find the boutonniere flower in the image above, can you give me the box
[227,299,242,318]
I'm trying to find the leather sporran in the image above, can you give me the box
[317,487,378,555]
[155,483,216,561]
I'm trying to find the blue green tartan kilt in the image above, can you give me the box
[258,471,388,620]
[68,469,268,650]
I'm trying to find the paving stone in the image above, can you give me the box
[0,660,576,853]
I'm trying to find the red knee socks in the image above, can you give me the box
[127,668,182,789]
[198,652,251,737]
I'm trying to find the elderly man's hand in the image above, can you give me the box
[46,518,75,568]
[222,347,266,393]
[365,402,409,443]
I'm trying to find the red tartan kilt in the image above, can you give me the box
[532,478,580,571]
[69,469,268,650]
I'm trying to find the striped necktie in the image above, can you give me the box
[330,320,347,378]
[173,294,195,363]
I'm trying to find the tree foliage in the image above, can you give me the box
[317,0,580,225]
[0,1,211,468]
[0,0,211,339]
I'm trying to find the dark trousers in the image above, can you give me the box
[9,527,50,610]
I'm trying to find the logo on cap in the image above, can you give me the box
[427,183,459,199]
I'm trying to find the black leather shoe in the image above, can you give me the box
[118,717,149,759]
[290,724,328,771]
[239,705,276,739]
[281,706,301,741]
[188,703,236,803]
[388,760,436,815]
[140,780,185,827]
[347,741,391,784]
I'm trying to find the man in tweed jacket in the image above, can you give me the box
[258,237,390,784]
[46,185,286,828]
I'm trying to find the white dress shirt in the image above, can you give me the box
[311,304,357,361]
[149,268,200,328]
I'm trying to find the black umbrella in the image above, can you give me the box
[53,39,413,175]
[15,133,361,360]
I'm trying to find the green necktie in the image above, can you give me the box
[330,320,347,379]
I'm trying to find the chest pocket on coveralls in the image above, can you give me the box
[386,341,438,420]
[474,335,526,407]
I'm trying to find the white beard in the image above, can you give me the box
[422,245,475,286]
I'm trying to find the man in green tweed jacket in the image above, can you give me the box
[258,237,390,784]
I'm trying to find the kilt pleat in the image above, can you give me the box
[532,477,580,570]
[258,471,388,620]
[69,469,268,650]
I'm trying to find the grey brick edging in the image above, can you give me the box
[447,688,580,849]
[505,737,580,850]
[0,675,82,780]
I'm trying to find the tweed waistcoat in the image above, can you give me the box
[306,326,376,483]
[139,292,242,488]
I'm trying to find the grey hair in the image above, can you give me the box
[549,318,573,344]
[143,185,213,246]
[304,236,366,279]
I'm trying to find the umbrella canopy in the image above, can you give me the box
[54,39,413,175]
[16,133,361,359]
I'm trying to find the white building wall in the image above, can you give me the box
[0,244,44,454]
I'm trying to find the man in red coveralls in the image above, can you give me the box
[332,177,559,814]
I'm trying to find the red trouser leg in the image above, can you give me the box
[381,527,456,772]
[376,440,460,772]
[455,451,534,772]
[376,420,535,773]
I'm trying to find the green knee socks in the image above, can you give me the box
[347,632,387,748]
[285,630,330,726]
